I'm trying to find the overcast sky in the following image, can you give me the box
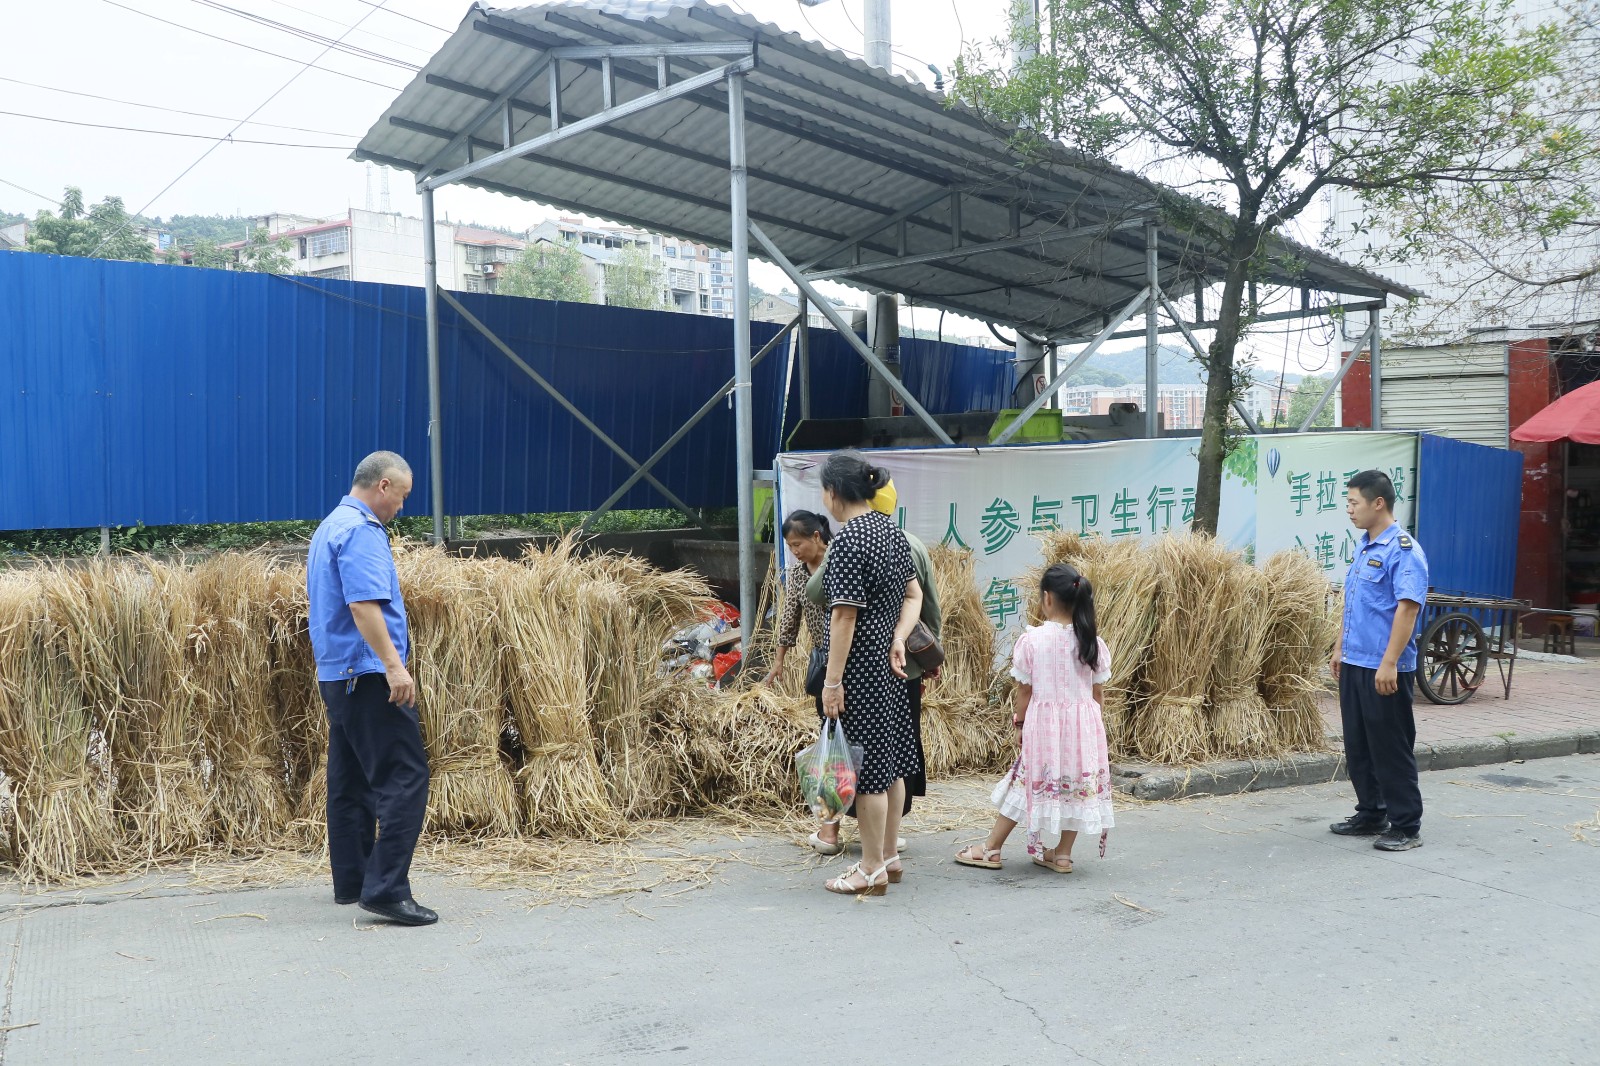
[1,0,1342,374]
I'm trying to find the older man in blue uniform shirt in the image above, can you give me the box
[1330,469,1429,852]
[307,450,435,925]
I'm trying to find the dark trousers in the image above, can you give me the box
[319,674,430,905]
[1339,665,1423,834]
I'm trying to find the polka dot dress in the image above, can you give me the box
[823,511,921,794]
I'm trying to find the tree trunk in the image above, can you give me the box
[1190,228,1258,536]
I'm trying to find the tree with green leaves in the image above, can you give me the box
[955,0,1585,534]
[187,237,232,270]
[235,227,294,274]
[603,242,668,311]
[497,239,595,302]
[26,187,154,262]
[1283,375,1335,429]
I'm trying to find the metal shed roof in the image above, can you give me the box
[353,0,1416,338]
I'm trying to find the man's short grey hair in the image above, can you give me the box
[352,450,412,489]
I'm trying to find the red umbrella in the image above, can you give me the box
[1511,379,1600,444]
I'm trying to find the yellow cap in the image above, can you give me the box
[869,478,898,517]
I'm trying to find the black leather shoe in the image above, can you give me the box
[1329,816,1390,836]
[334,894,358,905]
[1374,829,1423,852]
[359,898,439,926]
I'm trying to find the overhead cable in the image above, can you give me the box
[0,108,351,150]
[97,0,406,92]
[0,75,360,138]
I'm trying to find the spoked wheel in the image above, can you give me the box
[1417,612,1489,705]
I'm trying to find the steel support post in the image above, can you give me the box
[580,319,796,533]
[729,71,757,649]
[797,298,812,422]
[1300,318,1378,432]
[1369,308,1383,431]
[1156,292,1262,435]
[993,286,1151,445]
[749,222,955,445]
[422,188,446,545]
[1144,222,1160,438]
[435,289,709,528]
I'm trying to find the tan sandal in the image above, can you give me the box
[1032,855,1073,874]
[954,844,1002,869]
[825,860,889,897]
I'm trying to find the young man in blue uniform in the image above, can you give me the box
[1330,469,1430,852]
[307,451,436,925]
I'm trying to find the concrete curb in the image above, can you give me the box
[1114,729,1600,801]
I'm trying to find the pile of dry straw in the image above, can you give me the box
[1033,532,1340,764]
[0,532,1335,884]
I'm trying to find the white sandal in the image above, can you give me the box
[808,818,844,856]
[954,844,1002,869]
[825,860,890,897]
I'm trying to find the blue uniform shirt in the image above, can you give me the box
[307,495,408,683]
[1341,523,1429,672]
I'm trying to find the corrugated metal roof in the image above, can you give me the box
[353,1,1417,339]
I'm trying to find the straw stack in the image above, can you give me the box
[1139,535,1236,763]
[3,569,118,880]
[1261,550,1339,751]
[52,560,208,860]
[189,554,292,847]
[1208,564,1276,757]
[491,540,618,838]
[395,547,519,836]
[261,566,327,843]
[922,547,1009,775]
[1038,532,1163,758]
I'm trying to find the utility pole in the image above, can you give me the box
[864,0,891,69]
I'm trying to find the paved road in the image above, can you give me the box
[7,755,1598,1066]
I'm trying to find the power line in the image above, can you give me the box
[97,0,406,92]
[90,0,401,256]
[347,0,452,35]
[0,108,352,149]
[255,0,438,57]
[0,75,360,138]
[0,176,61,207]
[185,0,421,71]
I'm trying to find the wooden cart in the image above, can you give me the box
[1416,591,1530,705]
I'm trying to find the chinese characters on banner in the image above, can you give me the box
[776,432,1420,650]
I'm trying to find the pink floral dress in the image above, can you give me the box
[993,622,1114,857]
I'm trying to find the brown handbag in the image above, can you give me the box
[905,621,945,673]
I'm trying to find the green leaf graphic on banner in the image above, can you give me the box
[1223,437,1258,487]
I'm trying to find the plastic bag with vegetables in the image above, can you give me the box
[794,720,864,818]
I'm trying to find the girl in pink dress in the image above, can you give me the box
[955,563,1113,873]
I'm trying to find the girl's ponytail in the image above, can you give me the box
[1040,563,1101,671]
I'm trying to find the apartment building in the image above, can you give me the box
[528,217,734,316]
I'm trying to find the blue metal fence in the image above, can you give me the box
[1414,433,1524,598]
[0,253,1011,531]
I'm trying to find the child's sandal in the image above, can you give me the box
[953,844,1002,869]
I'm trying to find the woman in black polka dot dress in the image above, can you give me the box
[817,451,924,897]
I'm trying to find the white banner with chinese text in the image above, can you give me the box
[775,431,1418,649]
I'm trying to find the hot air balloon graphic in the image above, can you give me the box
[1266,447,1282,478]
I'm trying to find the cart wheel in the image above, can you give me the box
[1417,612,1488,705]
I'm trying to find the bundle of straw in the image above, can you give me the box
[1038,532,1162,759]
[654,683,815,814]
[1261,551,1339,751]
[570,550,709,818]
[927,547,994,694]
[393,547,519,836]
[492,541,618,838]
[1139,535,1236,763]
[53,561,208,860]
[4,569,118,880]
[189,554,291,848]
[1207,564,1277,757]
[261,566,326,844]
